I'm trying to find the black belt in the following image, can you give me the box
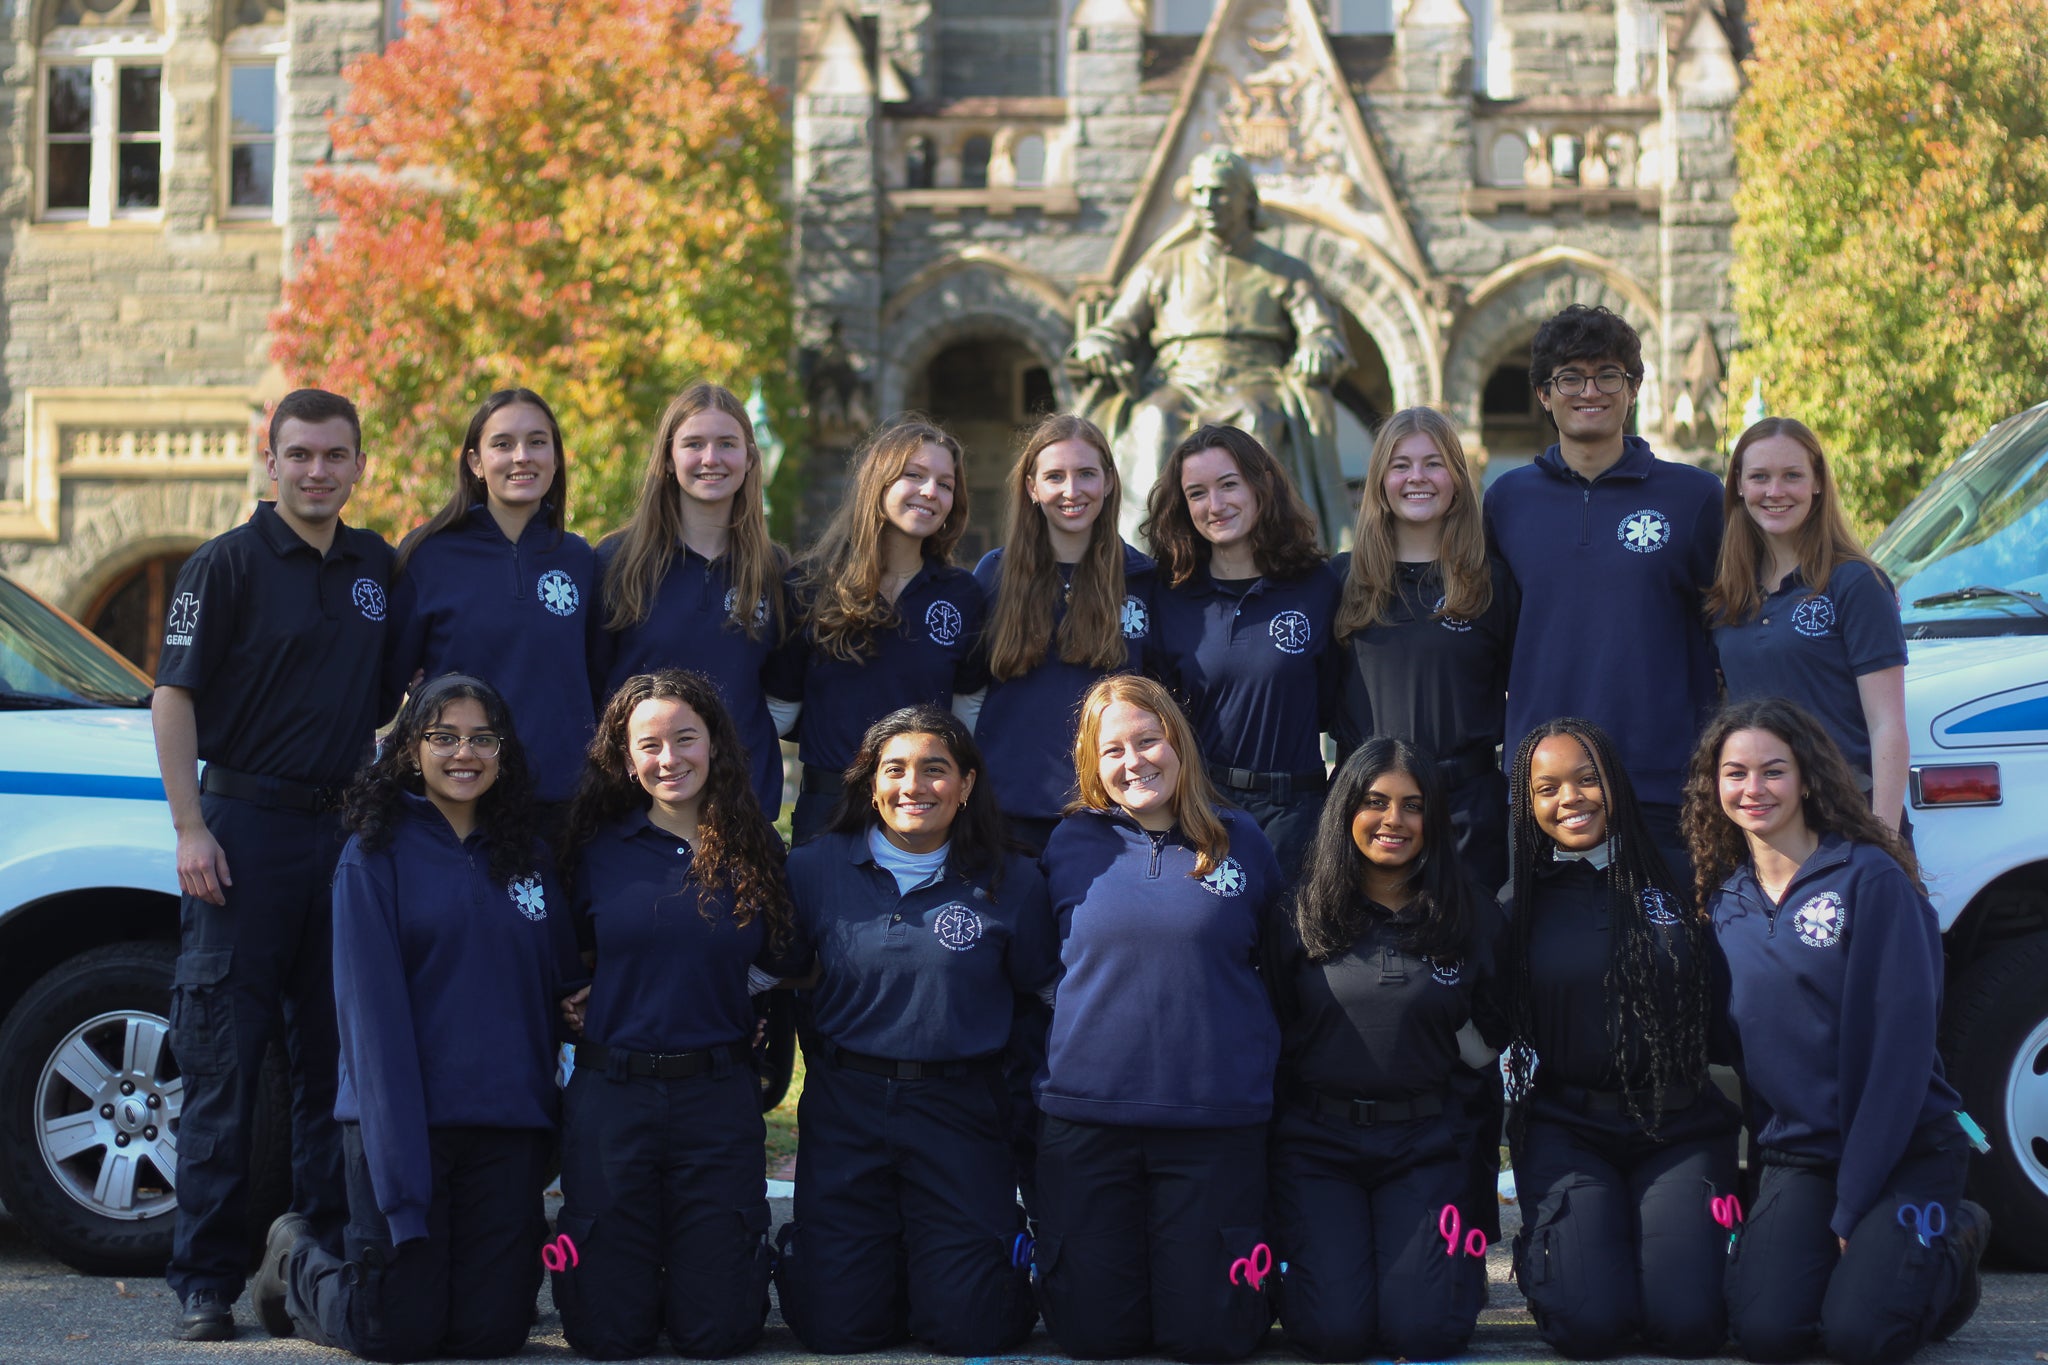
[576,1040,749,1080]
[1209,764,1328,800]
[829,1048,999,1080]
[801,764,845,797]
[1434,747,1499,787]
[1540,1079,1699,1116]
[201,764,340,813]
[1295,1083,1446,1126]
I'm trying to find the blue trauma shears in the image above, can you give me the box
[1897,1201,1946,1246]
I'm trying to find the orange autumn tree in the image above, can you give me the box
[274,0,794,536]
[1730,0,2048,535]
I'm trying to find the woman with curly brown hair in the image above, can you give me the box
[547,670,801,1359]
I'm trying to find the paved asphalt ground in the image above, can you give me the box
[3,1196,2042,1365]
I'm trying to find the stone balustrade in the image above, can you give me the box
[881,99,1081,217]
[1462,96,1663,215]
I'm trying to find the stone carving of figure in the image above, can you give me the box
[1065,148,1353,545]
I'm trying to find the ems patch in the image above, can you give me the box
[1618,509,1672,554]
[1792,595,1838,639]
[1641,888,1683,925]
[932,902,984,951]
[352,578,387,621]
[723,587,772,629]
[926,599,964,645]
[1432,594,1474,633]
[1199,857,1248,897]
[1269,610,1313,654]
[1792,890,1846,948]
[1429,957,1463,986]
[538,569,581,617]
[1120,595,1150,640]
[508,875,547,921]
[165,590,200,646]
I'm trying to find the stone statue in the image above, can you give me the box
[1066,148,1353,546]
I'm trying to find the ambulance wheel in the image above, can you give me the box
[1941,929,2048,1268]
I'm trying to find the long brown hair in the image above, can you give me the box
[396,389,569,574]
[1142,424,1325,587]
[987,413,1128,680]
[797,416,970,663]
[1705,417,1878,627]
[599,382,785,639]
[1067,675,1230,877]
[560,669,792,948]
[1336,407,1491,637]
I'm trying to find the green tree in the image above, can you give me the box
[273,0,795,537]
[1730,0,2048,535]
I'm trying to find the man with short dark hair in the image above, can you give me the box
[1483,305,1723,881]
[154,389,395,1341]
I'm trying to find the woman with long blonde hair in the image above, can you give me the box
[974,413,1154,854]
[784,416,987,843]
[593,381,793,816]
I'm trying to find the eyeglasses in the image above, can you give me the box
[1542,368,1634,396]
[422,731,502,758]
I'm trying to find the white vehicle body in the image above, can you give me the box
[0,710,175,907]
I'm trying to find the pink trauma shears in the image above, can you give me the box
[541,1233,579,1272]
[1439,1204,1487,1258]
[1228,1242,1273,1291]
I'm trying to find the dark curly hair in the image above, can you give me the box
[1143,423,1326,587]
[341,673,543,888]
[1528,303,1644,391]
[1294,738,1474,964]
[560,669,792,949]
[827,704,1010,895]
[1682,697,1923,912]
[1503,717,1710,1137]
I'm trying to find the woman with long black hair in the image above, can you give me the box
[1502,716,1738,1359]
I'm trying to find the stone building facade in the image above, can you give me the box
[0,0,1748,660]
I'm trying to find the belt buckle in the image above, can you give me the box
[1351,1098,1378,1125]
[894,1060,921,1080]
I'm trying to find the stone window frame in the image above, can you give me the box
[220,23,290,224]
[4,389,260,543]
[36,16,173,225]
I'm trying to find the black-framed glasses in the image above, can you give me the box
[422,731,501,758]
[1542,368,1634,396]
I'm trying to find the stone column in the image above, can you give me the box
[1065,0,1144,328]
[162,0,220,233]
[282,0,382,264]
[1657,3,1739,451]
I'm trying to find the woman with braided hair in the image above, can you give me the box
[1502,716,1739,1359]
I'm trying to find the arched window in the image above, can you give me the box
[960,135,992,191]
[224,1,288,221]
[1012,134,1046,188]
[38,0,168,223]
[1489,132,1527,186]
[904,136,936,189]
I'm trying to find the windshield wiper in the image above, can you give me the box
[1911,584,2048,619]
[0,688,134,710]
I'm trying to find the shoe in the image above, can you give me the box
[177,1287,235,1342]
[1933,1199,1990,1342]
[253,1211,310,1338]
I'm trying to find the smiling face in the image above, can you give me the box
[1535,352,1640,447]
[1718,726,1809,846]
[1738,434,1817,543]
[467,402,557,515]
[1180,447,1260,552]
[671,407,751,511]
[1095,699,1181,830]
[1028,438,1109,541]
[414,697,500,814]
[627,696,711,821]
[1382,431,1456,532]
[882,443,958,543]
[267,415,364,527]
[1529,735,1609,851]
[872,731,973,853]
[1351,767,1425,876]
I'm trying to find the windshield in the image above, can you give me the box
[1871,401,2048,637]
[0,576,153,707]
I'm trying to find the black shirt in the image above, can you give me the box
[155,501,395,787]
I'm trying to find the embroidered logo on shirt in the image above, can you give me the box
[165,591,200,646]
[932,902,984,951]
[1120,595,1150,640]
[1792,890,1846,948]
[1429,957,1464,986]
[926,600,964,645]
[1269,610,1313,654]
[1641,887,1683,925]
[508,875,547,921]
[1618,510,1672,554]
[1792,594,1838,639]
[1432,594,1474,633]
[352,578,388,621]
[538,570,581,617]
[1199,857,1248,897]
[722,587,772,628]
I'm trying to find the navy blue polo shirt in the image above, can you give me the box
[156,500,394,788]
[1711,835,1960,1239]
[332,794,580,1243]
[385,507,600,803]
[972,542,1156,820]
[1484,438,1722,806]
[1714,561,1906,775]
[1148,561,1341,776]
[572,810,801,1054]
[592,539,791,816]
[1037,807,1281,1127]
[781,560,990,773]
[1328,554,1515,763]
[784,830,1057,1062]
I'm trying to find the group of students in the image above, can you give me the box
[150,302,1985,1365]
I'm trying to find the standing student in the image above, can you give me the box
[974,412,1154,856]
[547,671,798,1360]
[774,706,1053,1356]
[387,389,600,809]
[783,418,988,844]
[1034,675,1282,1363]
[1484,305,1723,884]
[1685,698,1986,1365]
[1145,423,1339,879]
[1502,716,1739,1359]
[1708,418,1909,831]
[594,382,792,818]
[1265,739,1503,1364]
[154,389,394,1341]
[253,674,580,1361]
[1330,407,1515,895]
